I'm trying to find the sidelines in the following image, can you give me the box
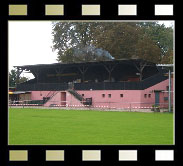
[9,100,170,109]
[9,103,158,109]
[8,106,168,113]
[9,102,169,110]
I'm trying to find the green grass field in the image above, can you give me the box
[9,108,173,145]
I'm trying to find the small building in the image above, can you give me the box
[9,87,31,104]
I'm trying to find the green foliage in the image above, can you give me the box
[52,22,99,62]
[9,68,29,87]
[151,105,160,112]
[9,108,173,145]
[9,69,17,87]
[92,22,140,59]
[52,22,173,64]
[136,22,173,63]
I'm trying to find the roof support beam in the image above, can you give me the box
[55,67,66,83]
[102,63,118,82]
[78,65,89,82]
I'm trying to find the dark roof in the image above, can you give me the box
[14,58,156,70]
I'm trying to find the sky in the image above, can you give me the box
[8,21,58,78]
[8,21,174,79]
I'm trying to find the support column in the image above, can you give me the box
[103,63,117,82]
[78,66,88,83]
[55,67,65,83]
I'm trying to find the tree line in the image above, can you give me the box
[9,22,173,87]
[52,22,173,64]
[9,69,29,87]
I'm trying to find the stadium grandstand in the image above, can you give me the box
[9,59,173,111]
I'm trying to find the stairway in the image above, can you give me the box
[67,89,92,106]
[67,89,84,101]
[43,91,58,104]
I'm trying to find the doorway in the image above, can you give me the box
[155,91,160,106]
[61,92,66,106]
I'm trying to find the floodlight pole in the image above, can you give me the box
[168,69,171,112]
[157,64,173,112]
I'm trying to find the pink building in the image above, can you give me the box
[14,59,173,110]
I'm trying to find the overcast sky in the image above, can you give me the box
[8,21,174,78]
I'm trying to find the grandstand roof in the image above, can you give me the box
[14,58,165,86]
[14,58,156,70]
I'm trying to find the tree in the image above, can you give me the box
[9,68,29,87]
[160,49,173,64]
[9,69,17,87]
[52,22,144,62]
[52,22,99,62]
[133,35,162,80]
[136,22,173,63]
[52,22,173,64]
[92,22,141,59]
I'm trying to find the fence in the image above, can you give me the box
[16,72,168,91]
[9,100,172,112]
[75,73,167,90]
[16,83,69,91]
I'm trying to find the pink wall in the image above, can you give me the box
[43,91,84,107]
[75,78,173,109]
[76,90,141,109]
[44,91,61,107]
[66,92,85,106]
[31,91,54,100]
[141,78,173,108]
[30,77,173,109]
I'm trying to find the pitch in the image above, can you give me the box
[9,108,173,145]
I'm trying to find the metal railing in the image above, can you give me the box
[16,83,69,91]
[16,73,168,91]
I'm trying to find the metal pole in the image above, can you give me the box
[130,103,131,112]
[169,69,171,112]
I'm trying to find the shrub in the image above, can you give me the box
[151,105,160,112]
